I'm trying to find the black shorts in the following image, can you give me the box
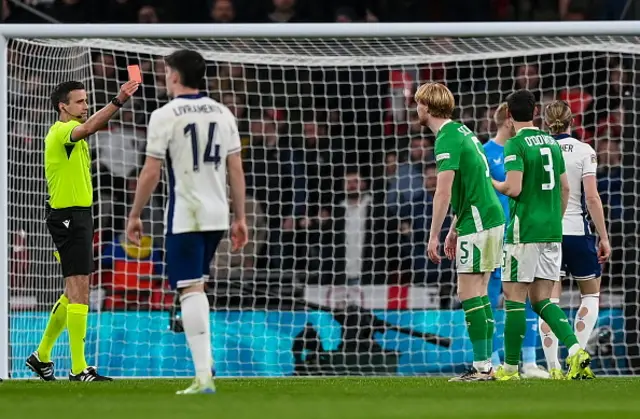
[46,207,94,277]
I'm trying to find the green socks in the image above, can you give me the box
[533,299,579,349]
[67,303,89,375]
[461,297,490,362]
[481,295,494,357]
[505,298,580,368]
[504,300,526,366]
[37,294,69,363]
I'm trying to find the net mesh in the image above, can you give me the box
[6,35,640,378]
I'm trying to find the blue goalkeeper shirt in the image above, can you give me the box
[483,139,509,222]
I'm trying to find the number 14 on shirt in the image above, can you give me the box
[184,122,221,171]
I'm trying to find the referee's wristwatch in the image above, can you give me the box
[111,97,125,108]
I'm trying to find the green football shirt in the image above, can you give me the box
[504,127,566,244]
[44,120,93,209]
[434,120,505,236]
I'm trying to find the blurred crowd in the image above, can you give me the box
[3,0,639,315]
[2,0,639,24]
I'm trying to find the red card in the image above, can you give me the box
[127,65,142,83]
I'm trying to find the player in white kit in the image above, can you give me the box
[127,50,248,394]
[539,100,611,379]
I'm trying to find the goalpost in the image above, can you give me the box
[1,22,639,379]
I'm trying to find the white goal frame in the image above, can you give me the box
[1,20,640,379]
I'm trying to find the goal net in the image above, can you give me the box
[5,32,640,378]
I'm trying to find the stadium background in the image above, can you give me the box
[3,0,640,377]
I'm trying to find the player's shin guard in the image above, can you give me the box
[37,294,69,362]
[575,293,600,349]
[538,298,560,370]
[533,299,580,356]
[504,301,526,368]
[461,297,490,372]
[181,291,212,382]
[522,299,538,365]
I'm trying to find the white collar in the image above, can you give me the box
[516,126,539,135]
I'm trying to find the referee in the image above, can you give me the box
[26,79,139,382]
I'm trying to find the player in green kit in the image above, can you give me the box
[492,89,590,380]
[26,79,138,382]
[415,83,505,381]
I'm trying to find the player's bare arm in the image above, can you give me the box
[428,170,455,264]
[444,215,457,260]
[127,156,163,245]
[70,80,139,141]
[492,171,522,197]
[583,174,611,263]
[227,152,249,251]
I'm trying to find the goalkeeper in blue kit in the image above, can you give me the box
[484,103,548,378]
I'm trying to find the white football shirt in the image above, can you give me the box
[146,94,241,234]
[555,134,597,236]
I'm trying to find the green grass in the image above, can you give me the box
[2,378,640,419]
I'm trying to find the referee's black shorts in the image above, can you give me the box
[46,207,94,278]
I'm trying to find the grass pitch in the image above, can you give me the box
[2,377,640,419]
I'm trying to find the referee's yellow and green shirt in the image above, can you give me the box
[44,120,93,209]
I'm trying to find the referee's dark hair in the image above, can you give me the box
[50,81,86,113]
[165,49,206,89]
[506,89,536,122]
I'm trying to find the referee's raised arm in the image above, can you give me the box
[69,80,139,141]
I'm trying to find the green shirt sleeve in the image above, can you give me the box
[434,135,461,172]
[53,120,82,145]
[504,139,524,172]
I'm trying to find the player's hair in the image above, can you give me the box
[414,82,455,118]
[164,49,206,89]
[50,81,85,113]
[506,89,536,122]
[543,100,573,135]
[493,102,509,127]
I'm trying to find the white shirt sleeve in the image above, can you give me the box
[225,109,242,155]
[146,109,171,159]
[582,144,597,177]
